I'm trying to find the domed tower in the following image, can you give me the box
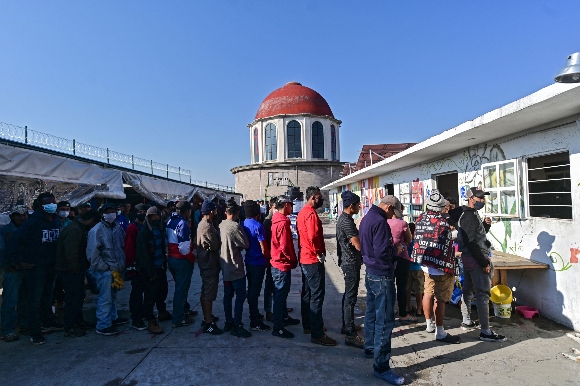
[231,82,344,205]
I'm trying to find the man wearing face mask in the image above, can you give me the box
[87,203,128,336]
[135,206,168,335]
[125,204,150,330]
[116,202,131,232]
[6,192,62,345]
[450,187,506,343]
[57,201,72,229]
[297,187,336,346]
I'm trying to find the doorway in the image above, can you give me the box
[435,172,459,204]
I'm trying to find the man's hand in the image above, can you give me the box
[17,262,34,271]
[395,243,404,255]
[317,253,326,264]
[484,217,492,225]
[483,265,491,274]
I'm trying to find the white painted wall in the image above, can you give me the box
[334,118,580,330]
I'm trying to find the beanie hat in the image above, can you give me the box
[135,204,150,211]
[146,206,161,216]
[341,191,360,208]
[201,200,217,215]
[426,190,448,212]
[244,200,260,218]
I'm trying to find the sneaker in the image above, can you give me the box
[172,317,195,328]
[41,320,64,333]
[257,313,265,321]
[211,314,220,322]
[17,326,29,335]
[373,369,405,385]
[266,312,274,322]
[364,348,374,358]
[345,334,365,349]
[282,316,300,326]
[461,320,480,330]
[203,321,224,335]
[272,327,295,339]
[436,333,461,344]
[480,330,507,342]
[231,325,252,338]
[96,326,118,336]
[112,317,129,326]
[185,310,198,318]
[341,324,362,334]
[223,321,234,332]
[77,320,96,330]
[147,318,164,335]
[1,333,19,342]
[132,319,147,331]
[64,327,86,337]
[158,310,173,322]
[311,334,337,346]
[250,321,271,332]
[30,334,46,345]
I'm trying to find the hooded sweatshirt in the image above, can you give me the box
[56,219,90,273]
[270,211,298,272]
[86,219,126,272]
[449,206,492,269]
[296,204,326,265]
[166,213,195,262]
[219,219,249,281]
[6,209,60,268]
[359,205,397,277]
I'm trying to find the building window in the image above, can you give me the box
[268,172,289,186]
[330,125,337,161]
[312,121,324,159]
[265,123,277,161]
[527,151,572,219]
[253,128,259,163]
[287,120,302,158]
[482,159,519,217]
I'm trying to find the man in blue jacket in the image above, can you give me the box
[6,192,62,345]
[359,195,405,385]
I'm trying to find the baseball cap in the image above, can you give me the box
[146,206,161,216]
[466,187,490,199]
[380,195,403,218]
[11,205,27,215]
[57,201,71,208]
[81,202,91,208]
[276,195,293,205]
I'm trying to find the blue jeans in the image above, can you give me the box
[167,257,194,324]
[246,264,266,325]
[264,265,275,313]
[301,263,326,339]
[364,273,396,374]
[0,269,24,335]
[21,266,55,335]
[94,270,118,331]
[271,267,291,330]
[223,276,247,326]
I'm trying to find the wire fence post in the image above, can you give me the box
[150,160,154,174]
[131,155,134,169]
[166,164,169,178]
[73,139,76,155]
[106,148,110,163]
[178,167,181,181]
[25,126,28,144]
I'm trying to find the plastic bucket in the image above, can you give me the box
[493,303,512,319]
[490,285,513,305]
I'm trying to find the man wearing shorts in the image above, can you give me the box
[412,191,460,344]
[197,200,223,335]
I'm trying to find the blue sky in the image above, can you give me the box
[1,1,579,186]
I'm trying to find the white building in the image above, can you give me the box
[323,82,580,331]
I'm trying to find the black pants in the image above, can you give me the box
[341,265,361,335]
[58,271,85,330]
[301,263,326,339]
[394,257,410,317]
[130,268,168,321]
[246,264,266,325]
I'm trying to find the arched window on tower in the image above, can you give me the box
[265,123,277,161]
[287,120,302,158]
[312,121,324,159]
[331,125,337,161]
[253,128,259,163]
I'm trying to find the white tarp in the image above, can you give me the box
[0,143,125,214]
[122,172,229,205]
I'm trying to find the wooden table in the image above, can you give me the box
[490,251,549,286]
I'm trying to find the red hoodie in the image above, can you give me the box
[270,211,297,271]
[296,205,326,265]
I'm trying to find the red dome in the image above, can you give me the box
[254,82,334,120]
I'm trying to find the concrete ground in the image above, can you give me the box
[0,221,578,385]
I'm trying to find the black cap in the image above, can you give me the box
[57,201,71,208]
[466,187,490,199]
[166,201,176,208]
[81,202,91,208]
[135,204,150,211]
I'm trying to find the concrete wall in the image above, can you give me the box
[330,118,580,330]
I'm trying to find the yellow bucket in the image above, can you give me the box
[490,285,513,305]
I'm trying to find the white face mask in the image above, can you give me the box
[59,210,70,218]
[103,213,117,223]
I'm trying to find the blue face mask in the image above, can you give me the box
[42,203,58,214]
[474,201,485,211]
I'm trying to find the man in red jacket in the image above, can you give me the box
[270,196,300,338]
[297,187,336,346]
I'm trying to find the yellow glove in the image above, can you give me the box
[111,270,124,290]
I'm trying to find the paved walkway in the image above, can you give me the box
[0,222,578,385]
